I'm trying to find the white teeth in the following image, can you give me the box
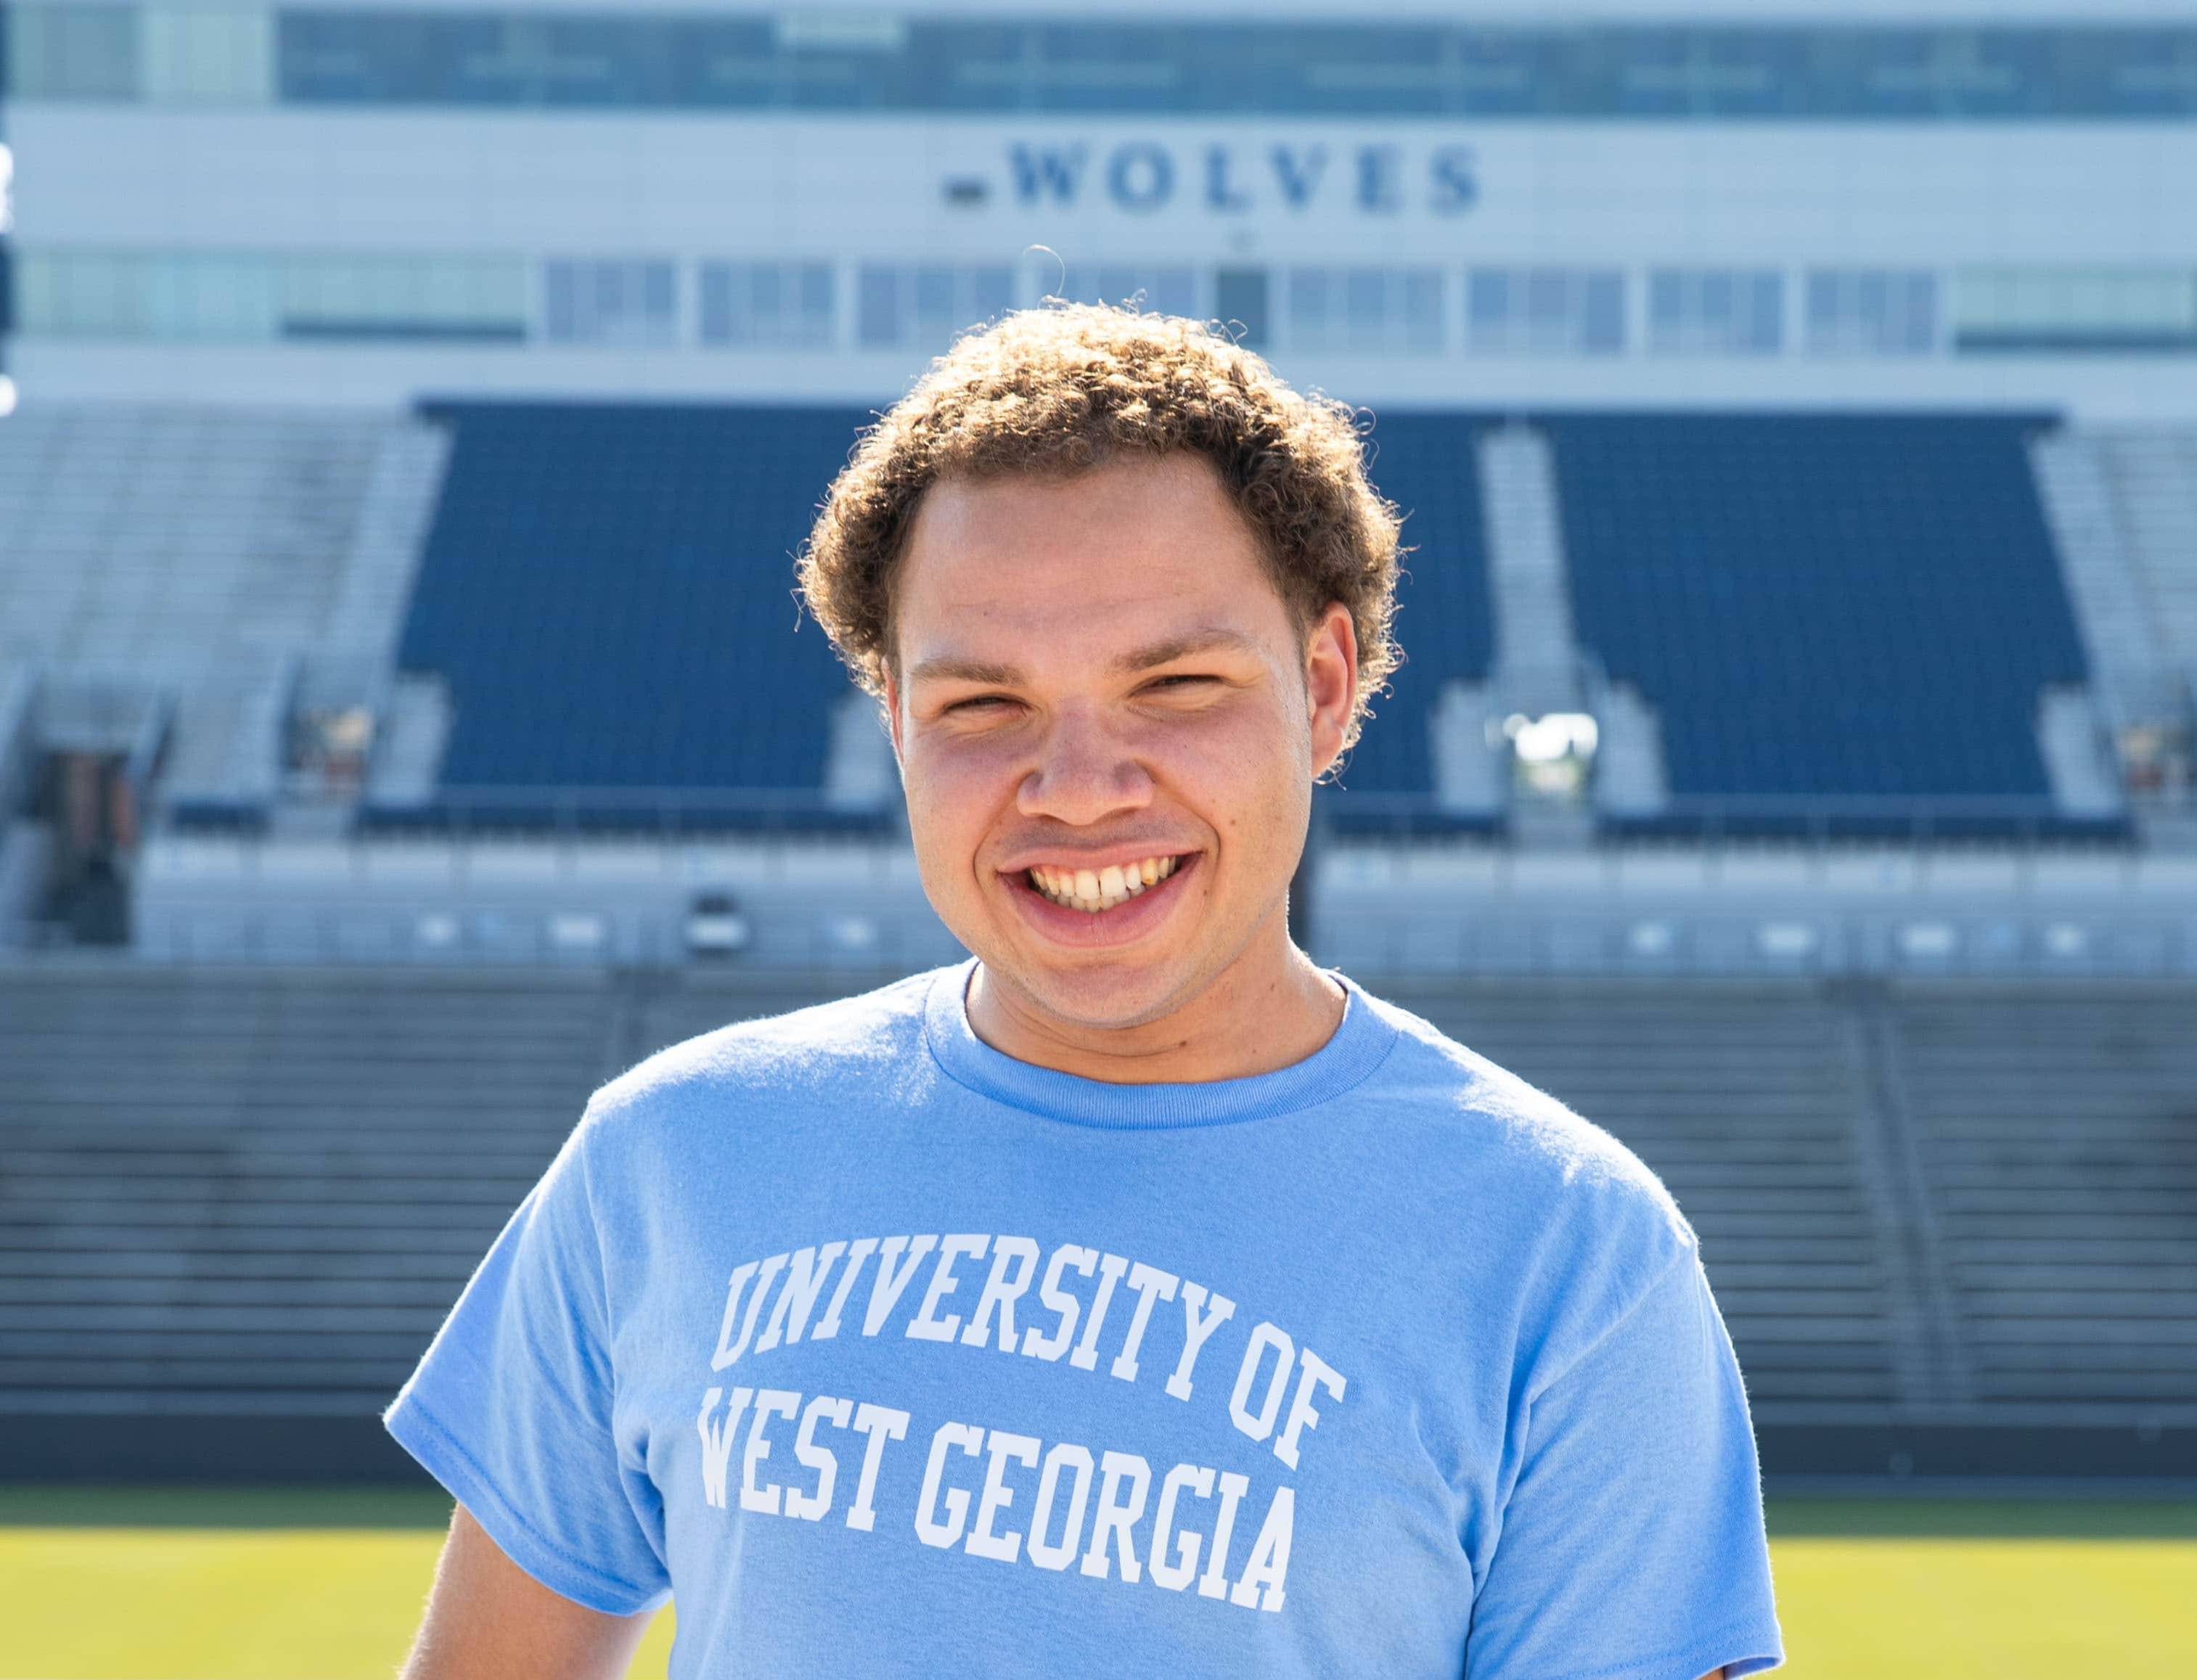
[1028,853,1183,913]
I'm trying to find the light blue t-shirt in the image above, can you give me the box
[385,962,1783,1679]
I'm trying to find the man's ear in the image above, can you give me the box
[1305,602,1358,780]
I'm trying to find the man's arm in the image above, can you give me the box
[400,1504,658,1680]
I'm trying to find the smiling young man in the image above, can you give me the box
[386,306,1783,1679]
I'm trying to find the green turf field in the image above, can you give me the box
[2,1487,2191,1678]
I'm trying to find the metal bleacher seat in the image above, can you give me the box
[373,401,885,835]
[1543,413,2112,841]
[4,967,2193,1475]
[1889,981,2197,1419]
[1325,411,1498,835]
[0,967,618,1437]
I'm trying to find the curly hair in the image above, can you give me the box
[798,303,1403,750]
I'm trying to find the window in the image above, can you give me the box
[1285,267,1442,354]
[6,3,139,99]
[19,251,275,339]
[1052,263,1198,318]
[699,261,835,348]
[1467,267,1624,355]
[282,255,526,342]
[854,263,1012,350]
[1952,267,2197,353]
[1806,270,1936,355]
[142,3,272,102]
[544,259,677,347]
[1648,269,1783,355]
[7,12,2182,118]
[17,250,528,343]
[1213,267,1269,348]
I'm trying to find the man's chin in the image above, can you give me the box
[980,946,1200,1038]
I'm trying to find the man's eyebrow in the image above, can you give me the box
[1110,628,1263,673]
[906,630,1259,689]
[905,655,1024,687]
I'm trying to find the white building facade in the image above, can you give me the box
[3,0,2195,416]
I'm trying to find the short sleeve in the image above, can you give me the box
[1466,1249,1784,1680]
[383,1117,671,1615]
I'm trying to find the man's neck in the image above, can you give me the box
[964,933,1347,1086]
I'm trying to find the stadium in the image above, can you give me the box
[1,0,2193,1673]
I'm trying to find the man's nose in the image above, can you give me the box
[1017,710,1154,825]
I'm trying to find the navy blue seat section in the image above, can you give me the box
[389,401,875,827]
[1543,412,2101,838]
[1326,411,1497,833]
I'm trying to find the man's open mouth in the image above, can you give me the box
[1023,853,1185,914]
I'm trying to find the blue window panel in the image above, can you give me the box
[271,20,2197,120]
[751,264,784,327]
[856,265,898,347]
[701,262,838,348]
[1288,269,1331,340]
[1214,267,1269,348]
[1526,269,1571,333]
[1809,270,1938,355]
[13,2,140,99]
[1601,28,1804,120]
[661,19,790,109]
[544,262,577,342]
[1468,270,1512,332]
[1266,25,1452,118]
[698,266,732,344]
[928,22,1028,113]
[1582,273,1626,353]
[2092,30,2197,120]
[911,265,957,343]
[1744,274,1783,353]
[1153,269,1198,317]
[1024,24,1187,115]
[799,263,834,323]
[1897,274,1937,351]
[968,264,1012,323]
[1402,271,1444,351]
[1344,269,1387,345]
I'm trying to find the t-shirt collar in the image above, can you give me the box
[922,956,1397,1129]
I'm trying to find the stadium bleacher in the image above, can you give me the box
[1891,982,2197,1419]
[0,402,436,827]
[4,399,2156,848]
[375,401,884,834]
[1326,411,1497,829]
[1543,413,2109,840]
[4,964,2190,1479]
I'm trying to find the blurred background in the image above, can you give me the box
[0,0,2193,1675]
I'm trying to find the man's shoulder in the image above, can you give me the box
[1348,979,1696,1256]
[584,965,944,1128]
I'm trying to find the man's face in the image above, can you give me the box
[886,452,1355,1034]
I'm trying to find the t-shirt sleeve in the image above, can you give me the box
[382,1115,671,1615]
[1465,1247,1784,1680]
